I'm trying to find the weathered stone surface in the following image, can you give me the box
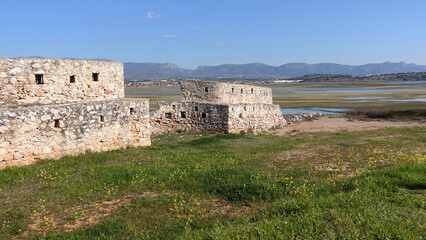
[0,58,151,168]
[180,79,273,104]
[0,58,124,107]
[151,80,285,134]
[151,102,229,134]
[0,99,150,169]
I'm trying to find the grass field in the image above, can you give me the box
[1,126,425,239]
[125,81,426,111]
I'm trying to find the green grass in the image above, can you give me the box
[0,127,425,239]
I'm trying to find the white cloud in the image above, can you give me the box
[164,34,176,39]
[147,12,160,19]
[193,26,199,30]
[217,42,224,47]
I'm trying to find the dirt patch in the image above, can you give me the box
[204,199,253,217]
[27,191,175,234]
[274,117,425,135]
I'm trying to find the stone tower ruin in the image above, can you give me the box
[0,58,150,168]
[150,79,286,134]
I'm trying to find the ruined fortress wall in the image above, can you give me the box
[150,102,286,135]
[150,102,229,134]
[227,104,285,134]
[0,58,124,107]
[0,98,150,168]
[180,80,273,104]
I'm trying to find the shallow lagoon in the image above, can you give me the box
[281,108,350,115]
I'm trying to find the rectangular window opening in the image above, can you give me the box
[181,112,186,118]
[232,88,234,93]
[251,88,254,94]
[92,73,99,81]
[205,87,209,92]
[54,120,60,128]
[241,89,243,94]
[165,113,172,118]
[100,115,105,122]
[35,74,44,84]
[130,107,136,115]
[202,113,207,118]
[70,75,76,83]
[194,106,198,111]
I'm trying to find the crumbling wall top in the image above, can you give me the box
[179,79,273,104]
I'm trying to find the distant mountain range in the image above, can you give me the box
[123,61,426,81]
[13,57,426,80]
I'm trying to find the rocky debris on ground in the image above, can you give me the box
[283,113,322,124]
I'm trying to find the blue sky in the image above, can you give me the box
[1,0,425,68]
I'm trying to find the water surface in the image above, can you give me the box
[281,108,350,115]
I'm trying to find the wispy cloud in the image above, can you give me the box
[193,26,200,30]
[147,12,160,19]
[164,34,176,39]
[217,42,224,47]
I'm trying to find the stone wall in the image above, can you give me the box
[0,58,124,107]
[151,102,285,135]
[150,101,229,134]
[228,104,285,134]
[0,98,150,168]
[150,79,285,135]
[180,79,273,104]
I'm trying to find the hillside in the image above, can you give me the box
[123,61,426,80]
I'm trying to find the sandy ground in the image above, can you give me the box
[274,117,425,135]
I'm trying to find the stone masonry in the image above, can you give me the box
[151,79,285,134]
[0,58,150,168]
[0,58,124,107]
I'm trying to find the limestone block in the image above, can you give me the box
[13,153,22,160]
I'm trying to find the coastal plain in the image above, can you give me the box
[125,81,426,111]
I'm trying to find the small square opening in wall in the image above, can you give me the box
[35,74,44,84]
[92,73,99,81]
[181,112,186,118]
[165,113,172,118]
[100,115,105,122]
[251,88,254,94]
[54,120,60,128]
[232,88,234,93]
[202,113,207,118]
[241,89,243,94]
[194,106,198,111]
[205,87,209,92]
[70,75,76,83]
[244,106,247,111]
[130,108,136,115]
